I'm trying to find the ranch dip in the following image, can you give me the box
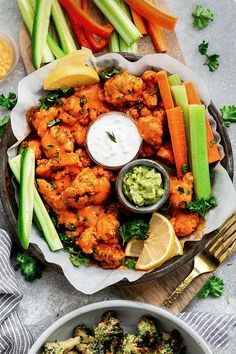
[86,112,142,168]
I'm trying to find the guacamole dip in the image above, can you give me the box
[122,165,165,207]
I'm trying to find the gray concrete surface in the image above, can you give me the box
[0,0,235,352]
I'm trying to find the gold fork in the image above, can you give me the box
[162,213,236,308]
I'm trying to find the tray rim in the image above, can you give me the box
[0,54,234,285]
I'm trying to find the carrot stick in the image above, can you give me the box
[183,81,220,164]
[130,8,147,35]
[156,70,175,110]
[125,0,178,31]
[147,21,167,53]
[166,106,188,178]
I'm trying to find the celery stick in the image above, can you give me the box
[47,33,65,59]
[189,105,211,200]
[109,30,120,52]
[51,0,77,54]
[171,85,191,164]
[168,74,181,86]
[93,0,142,46]
[18,0,55,63]
[115,0,138,52]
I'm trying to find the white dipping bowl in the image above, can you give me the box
[28,300,212,354]
[86,112,142,169]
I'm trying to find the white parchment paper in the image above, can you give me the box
[8,53,236,294]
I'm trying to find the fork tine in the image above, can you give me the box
[213,231,236,259]
[207,222,236,254]
[206,214,236,250]
[219,239,236,263]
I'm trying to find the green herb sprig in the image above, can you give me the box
[220,105,236,128]
[59,233,91,267]
[185,195,218,219]
[0,115,10,137]
[99,67,122,80]
[192,5,214,30]
[198,41,220,72]
[39,88,73,110]
[198,40,209,55]
[117,219,149,246]
[106,131,117,143]
[197,275,224,298]
[120,258,136,269]
[15,253,43,282]
[0,92,17,110]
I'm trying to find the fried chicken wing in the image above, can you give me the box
[170,212,199,237]
[104,72,143,107]
[170,172,194,209]
[137,114,164,149]
[94,244,125,269]
[41,125,74,158]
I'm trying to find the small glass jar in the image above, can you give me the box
[0,30,19,82]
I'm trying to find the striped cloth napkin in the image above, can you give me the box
[0,228,236,354]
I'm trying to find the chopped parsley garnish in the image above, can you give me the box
[99,67,122,80]
[50,182,56,190]
[0,92,17,110]
[197,275,224,298]
[59,233,91,267]
[185,195,218,219]
[204,54,220,72]
[220,105,236,127]
[186,190,191,196]
[181,163,188,174]
[150,87,159,96]
[80,97,87,106]
[39,88,73,110]
[47,118,61,127]
[192,5,214,30]
[210,138,216,147]
[117,219,149,246]
[15,253,42,282]
[0,115,10,138]
[178,186,184,194]
[198,40,209,55]
[106,131,117,143]
[120,258,136,269]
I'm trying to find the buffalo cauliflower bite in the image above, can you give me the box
[104,72,143,107]
[75,227,98,254]
[30,106,59,137]
[170,211,199,237]
[170,172,194,209]
[137,114,164,149]
[94,244,125,269]
[41,125,74,159]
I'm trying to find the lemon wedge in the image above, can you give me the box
[55,48,92,70]
[135,213,175,271]
[125,239,145,258]
[44,64,99,90]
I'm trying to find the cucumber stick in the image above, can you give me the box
[168,74,181,86]
[189,105,211,200]
[8,155,63,251]
[51,0,77,54]
[18,149,35,249]
[32,0,53,69]
[18,0,55,63]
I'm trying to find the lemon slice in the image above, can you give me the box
[55,48,92,70]
[44,64,100,90]
[170,235,184,258]
[135,213,175,271]
[125,239,145,258]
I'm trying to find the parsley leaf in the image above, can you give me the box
[150,87,159,96]
[59,233,91,267]
[0,115,10,137]
[181,163,188,174]
[192,5,214,30]
[204,54,220,72]
[178,186,184,195]
[0,92,17,109]
[117,219,149,245]
[39,88,73,110]
[197,275,224,298]
[185,195,218,219]
[120,258,136,269]
[220,105,236,127]
[106,131,117,143]
[198,40,209,55]
[99,67,122,80]
[15,253,42,282]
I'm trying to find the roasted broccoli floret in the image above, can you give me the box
[106,337,123,354]
[41,336,81,354]
[137,316,159,344]
[154,330,182,354]
[121,333,149,354]
[93,311,123,342]
[73,325,94,343]
[77,339,105,354]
